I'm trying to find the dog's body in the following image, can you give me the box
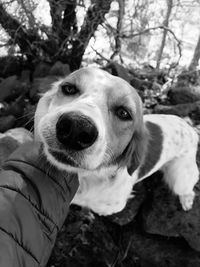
[35,67,199,216]
[71,114,199,215]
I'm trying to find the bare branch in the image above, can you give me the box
[91,46,110,63]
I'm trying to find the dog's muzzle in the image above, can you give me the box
[56,112,98,151]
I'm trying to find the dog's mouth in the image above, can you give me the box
[45,146,82,169]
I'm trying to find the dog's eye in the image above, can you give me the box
[115,107,132,121]
[61,83,78,95]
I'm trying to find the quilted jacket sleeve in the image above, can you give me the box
[0,142,79,267]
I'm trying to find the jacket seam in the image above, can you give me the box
[0,226,40,265]
[0,184,59,233]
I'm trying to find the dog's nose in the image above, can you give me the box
[56,112,98,150]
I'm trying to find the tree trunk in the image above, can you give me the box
[189,33,200,70]
[47,0,64,39]
[69,0,113,71]
[62,0,78,39]
[156,0,173,70]
[0,0,113,67]
[110,0,124,61]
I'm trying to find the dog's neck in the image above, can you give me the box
[71,164,138,215]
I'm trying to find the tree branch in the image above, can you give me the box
[0,2,40,60]
[91,46,110,63]
[121,25,182,67]
[16,0,37,29]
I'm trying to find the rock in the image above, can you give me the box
[121,224,200,267]
[130,76,161,93]
[0,98,26,118]
[177,70,200,85]
[20,69,31,83]
[0,127,33,166]
[48,205,118,267]
[0,115,16,132]
[168,85,200,104]
[141,175,200,252]
[0,56,29,77]
[130,76,152,91]
[49,61,71,77]
[104,62,131,83]
[30,76,58,100]
[106,182,146,225]
[168,71,200,105]
[33,62,51,78]
[153,101,200,122]
[0,75,27,102]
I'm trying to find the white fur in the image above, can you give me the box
[143,115,199,211]
[72,167,138,215]
[35,68,199,216]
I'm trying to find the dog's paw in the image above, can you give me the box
[179,192,195,211]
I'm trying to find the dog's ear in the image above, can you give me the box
[116,89,149,175]
[127,125,149,175]
[125,93,149,175]
[118,117,149,176]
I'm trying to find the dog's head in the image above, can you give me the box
[35,67,148,174]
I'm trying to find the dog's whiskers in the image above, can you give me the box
[103,145,115,163]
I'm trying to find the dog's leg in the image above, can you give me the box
[162,153,199,211]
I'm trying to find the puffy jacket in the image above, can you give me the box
[0,142,79,267]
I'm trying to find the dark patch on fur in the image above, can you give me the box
[138,121,163,178]
[125,125,149,176]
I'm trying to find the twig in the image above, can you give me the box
[91,46,111,63]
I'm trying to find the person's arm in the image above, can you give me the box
[0,142,79,267]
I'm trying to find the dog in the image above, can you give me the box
[34,67,199,216]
